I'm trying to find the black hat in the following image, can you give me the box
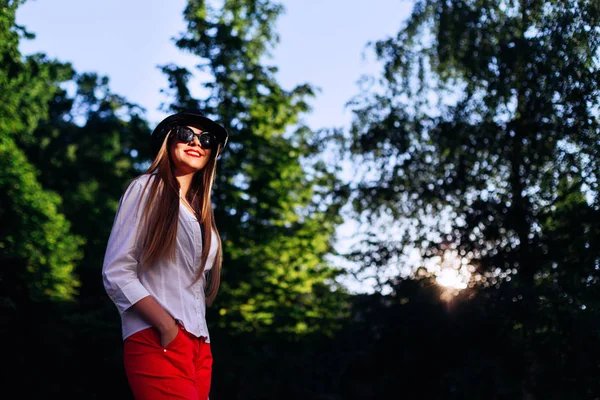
[150,110,229,159]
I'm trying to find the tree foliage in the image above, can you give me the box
[18,71,152,303]
[347,0,600,301]
[346,0,600,397]
[161,0,350,337]
[0,0,83,309]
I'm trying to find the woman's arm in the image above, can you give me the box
[102,178,151,313]
[102,177,177,346]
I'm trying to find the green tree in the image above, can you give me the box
[0,0,83,309]
[18,71,152,304]
[161,0,350,337]
[0,136,83,304]
[346,0,600,397]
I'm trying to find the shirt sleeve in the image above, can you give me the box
[102,177,151,314]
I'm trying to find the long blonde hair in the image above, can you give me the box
[135,128,223,305]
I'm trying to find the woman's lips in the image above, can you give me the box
[184,150,202,158]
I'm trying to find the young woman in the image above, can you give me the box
[102,110,228,400]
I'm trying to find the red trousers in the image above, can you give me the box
[123,326,212,400]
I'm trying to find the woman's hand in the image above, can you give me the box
[131,296,181,348]
[159,321,179,348]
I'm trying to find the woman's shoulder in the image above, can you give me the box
[123,173,158,197]
[130,173,157,187]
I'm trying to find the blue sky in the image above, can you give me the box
[16,0,415,292]
[16,0,413,130]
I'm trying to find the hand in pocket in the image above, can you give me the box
[160,323,180,348]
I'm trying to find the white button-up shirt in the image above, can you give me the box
[102,173,217,342]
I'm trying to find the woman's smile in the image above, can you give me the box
[184,149,203,158]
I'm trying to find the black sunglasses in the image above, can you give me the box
[174,126,217,149]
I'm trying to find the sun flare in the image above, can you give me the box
[436,268,468,289]
[425,250,473,291]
